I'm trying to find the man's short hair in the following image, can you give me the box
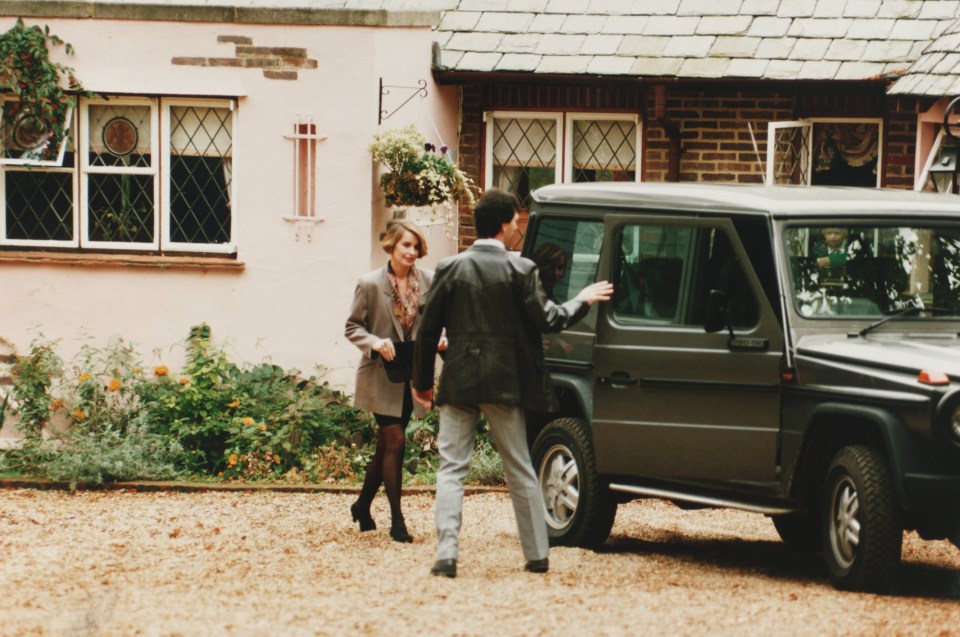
[474,188,521,239]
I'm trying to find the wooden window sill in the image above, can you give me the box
[0,251,244,271]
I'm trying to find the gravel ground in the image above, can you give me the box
[1,487,959,636]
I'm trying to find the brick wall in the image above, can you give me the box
[455,81,923,246]
[173,35,318,81]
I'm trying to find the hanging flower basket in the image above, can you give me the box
[370,125,476,208]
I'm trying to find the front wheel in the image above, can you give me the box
[531,418,616,548]
[820,445,902,592]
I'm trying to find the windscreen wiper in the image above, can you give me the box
[857,304,951,338]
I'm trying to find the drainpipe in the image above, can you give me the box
[652,83,681,182]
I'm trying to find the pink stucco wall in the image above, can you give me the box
[0,16,459,396]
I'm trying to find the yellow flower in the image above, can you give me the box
[78,372,91,382]
[259,424,267,431]
[154,365,169,377]
[227,400,241,408]
[108,378,122,392]
[242,417,255,426]
[228,454,238,467]
[179,377,190,386]
[133,367,142,373]
[71,409,87,421]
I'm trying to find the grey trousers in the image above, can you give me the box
[434,403,549,562]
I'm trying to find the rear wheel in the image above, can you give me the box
[531,417,616,548]
[820,445,902,592]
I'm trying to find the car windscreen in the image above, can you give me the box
[782,223,960,319]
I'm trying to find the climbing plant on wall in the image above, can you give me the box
[0,18,87,161]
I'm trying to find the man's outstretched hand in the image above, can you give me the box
[575,280,614,305]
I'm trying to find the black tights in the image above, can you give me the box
[356,384,412,522]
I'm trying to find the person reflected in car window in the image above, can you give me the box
[812,227,849,269]
[532,242,568,303]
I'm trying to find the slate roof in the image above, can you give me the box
[433,0,960,84]
[888,16,960,95]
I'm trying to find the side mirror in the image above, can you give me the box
[704,289,729,333]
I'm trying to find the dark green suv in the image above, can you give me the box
[522,182,960,593]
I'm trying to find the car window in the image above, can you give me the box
[783,224,960,318]
[613,223,759,328]
[530,217,603,303]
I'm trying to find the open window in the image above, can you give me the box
[0,98,75,168]
[767,119,882,188]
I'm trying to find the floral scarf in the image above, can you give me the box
[387,263,421,340]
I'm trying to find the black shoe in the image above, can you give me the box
[430,558,457,578]
[390,518,413,543]
[524,558,549,573]
[350,502,376,532]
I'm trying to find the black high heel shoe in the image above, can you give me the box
[350,502,376,532]
[390,517,413,543]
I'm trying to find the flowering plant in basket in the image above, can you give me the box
[370,125,475,207]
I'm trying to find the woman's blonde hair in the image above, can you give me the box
[381,218,428,257]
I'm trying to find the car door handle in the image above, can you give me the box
[599,372,639,387]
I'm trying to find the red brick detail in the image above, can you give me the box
[263,70,298,81]
[174,36,317,81]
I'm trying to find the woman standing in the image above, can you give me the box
[345,219,433,542]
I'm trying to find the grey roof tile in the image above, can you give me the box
[537,55,592,73]
[475,11,534,32]
[536,34,587,55]
[696,16,754,35]
[582,34,624,55]
[630,56,685,76]
[663,35,716,58]
[843,0,882,17]
[587,55,636,74]
[678,0,744,16]
[434,0,954,88]
[877,0,922,19]
[679,56,732,77]
[710,36,762,57]
[727,57,770,76]
[561,14,608,33]
[747,16,793,37]
[644,15,701,35]
[496,53,542,71]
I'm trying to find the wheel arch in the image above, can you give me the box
[527,372,592,446]
[792,402,913,510]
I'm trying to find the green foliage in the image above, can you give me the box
[0,18,88,161]
[370,125,476,207]
[9,336,62,440]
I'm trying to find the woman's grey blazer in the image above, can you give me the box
[345,265,433,418]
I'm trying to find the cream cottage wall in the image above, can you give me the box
[0,3,459,434]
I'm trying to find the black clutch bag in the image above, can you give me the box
[372,340,414,383]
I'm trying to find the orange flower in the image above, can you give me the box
[108,378,122,392]
[227,400,241,408]
[259,424,267,431]
[242,417,255,426]
[78,372,91,382]
[179,377,190,386]
[71,409,86,421]
[154,365,169,377]
[50,399,64,411]
[228,454,238,467]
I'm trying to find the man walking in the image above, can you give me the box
[412,188,613,578]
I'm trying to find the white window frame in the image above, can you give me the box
[80,96,160,250]
[161,98,237,254]
[484,111,563,191]
[0,104,79,248]
[0,99,75,168]
[564,113,642,184]
[766,118,884,188]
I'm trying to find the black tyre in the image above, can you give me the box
[820,445,902,592]
[531,417,616,548]
[771,512,820,551]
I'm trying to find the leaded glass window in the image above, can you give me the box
[570,117,638,183]
[488,114,559,210]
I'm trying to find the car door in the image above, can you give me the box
[591,214,784,482]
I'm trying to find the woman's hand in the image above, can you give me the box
[373,338,396,362]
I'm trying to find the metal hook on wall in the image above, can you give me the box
[379,78,428,125]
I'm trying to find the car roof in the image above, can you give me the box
[531,183,960,219]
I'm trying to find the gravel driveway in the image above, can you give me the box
[2,487,959,636]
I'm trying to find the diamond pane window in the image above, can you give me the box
[167,105,232,246]
[87,173,155,243]
[5,168,75,241]
[571,118,637,183]
[87,104,152,169]
[489,115,559,210]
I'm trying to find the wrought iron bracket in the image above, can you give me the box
[379,78,427,125]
